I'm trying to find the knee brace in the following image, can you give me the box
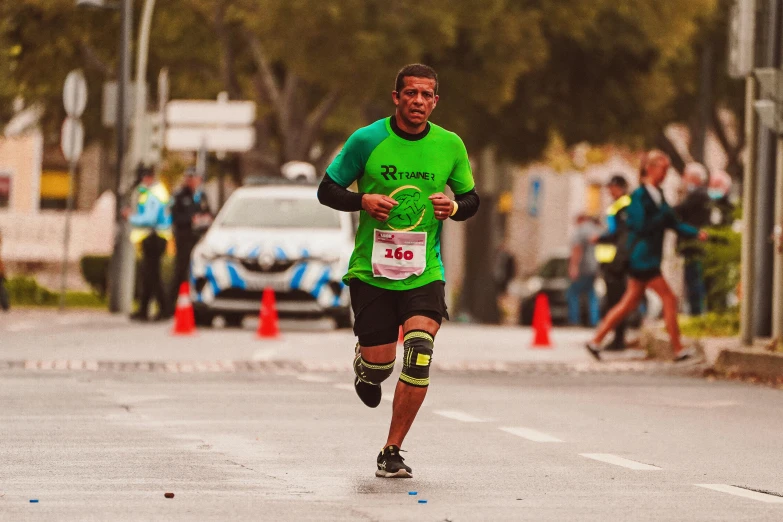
[354,350,395,385]
[400,330,434,388]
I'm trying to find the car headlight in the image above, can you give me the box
[525,277,544,296]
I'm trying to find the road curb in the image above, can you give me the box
[713,348,783,382]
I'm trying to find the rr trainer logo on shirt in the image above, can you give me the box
[387,185,426,232]
[381,165,435,182]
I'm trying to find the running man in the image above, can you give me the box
[317,64,480,478]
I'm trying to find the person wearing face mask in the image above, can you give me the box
[585,151,708,362]
[674,163,712,316]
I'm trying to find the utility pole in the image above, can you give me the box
[108,0,134,313]
[730,0,758,346]
[751,0,781,337]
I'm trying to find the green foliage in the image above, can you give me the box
[679,310,740,338]
[702,226,741,313]
[1,0,721,167]
[6,276,106,308]
[80,255,110,297]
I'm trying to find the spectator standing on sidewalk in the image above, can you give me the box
[170,167,212,306]
[567,214,602,326]
[674,162,712,316]
[586,150,708,361]
[0,229,9,311]
[594,175,632,350]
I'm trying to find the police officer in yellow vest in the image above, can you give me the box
[124,165,172,321]
[594,175,632,351]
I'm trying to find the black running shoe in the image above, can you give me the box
[353,347,382,408]
[584,342,602,361]
[376,445,412,478]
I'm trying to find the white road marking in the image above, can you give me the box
[580,453,661,470]
[297,374,331,383]
[381,395,393,403]
[499,427,563,442]
[252,348,278,361]
[695,484,783,503]
[433,410,485,423]
[333,383,353,391]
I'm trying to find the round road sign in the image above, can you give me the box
[63,70,88,117]
[61,117,85,163]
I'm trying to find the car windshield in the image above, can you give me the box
[218,196,341,229]
[538,258,569,278]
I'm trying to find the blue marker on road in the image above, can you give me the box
[418,499,427,504]
[408,491,417,496]
[30,499,39,503]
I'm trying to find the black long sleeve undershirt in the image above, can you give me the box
[451,189,480,221]
[317,173,480,221]
[317,175,365,212]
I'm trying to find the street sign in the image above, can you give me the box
[166,100,256,126]
[165,127,256,152]
[63,70,88,117]
[727,0,756,79]
[754,100,783,134]
[755,68,783,101]
[60,117,85,163]
[102,81,143,127]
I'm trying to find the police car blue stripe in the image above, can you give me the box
[248,246,261,259]
[227,263,246,289]
[290,263,307,290]
[311,267,332,298]
[275,247,286,260]
[205,265,219,295]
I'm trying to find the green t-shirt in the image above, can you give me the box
[326,117,475,290]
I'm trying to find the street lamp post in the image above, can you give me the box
[78,0,158,314]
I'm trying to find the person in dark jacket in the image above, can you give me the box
[674,162,712,316]
[586,150,708,362]
[594,175,631,350]
[170,167,212,303]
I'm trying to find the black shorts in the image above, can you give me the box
[629,268,662,283]
[349,279,449,346]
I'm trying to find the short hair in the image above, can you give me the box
[395,64,439,95]
[607,175,628,190]
[641,149,670,174]
[683,162,708,184]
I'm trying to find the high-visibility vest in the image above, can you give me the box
[595,194,631,264]
[130,182,173,244]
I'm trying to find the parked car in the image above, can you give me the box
[189,184,354,328]
[516,254,644,327]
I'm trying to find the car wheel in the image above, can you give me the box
[333,308,354,329]
[194,307,214,327]
[224,314,244,328]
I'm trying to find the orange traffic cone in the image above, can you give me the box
[172,282,196,336]
[257,287,280,339]
[531,293,552,348]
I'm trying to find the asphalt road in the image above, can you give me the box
[1,311,782,521]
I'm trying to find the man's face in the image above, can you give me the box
[393,76,438,128]
[141,174,155,187]
[647,159,670,186]
[186,176,201,190]
[608,185,625,200]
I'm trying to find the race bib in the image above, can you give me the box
[371,230,427,280]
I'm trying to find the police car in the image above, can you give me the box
[189,184,354,328]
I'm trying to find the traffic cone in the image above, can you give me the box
[257,287,280,339]
[531,293,552,348]
[172,282,196,336]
